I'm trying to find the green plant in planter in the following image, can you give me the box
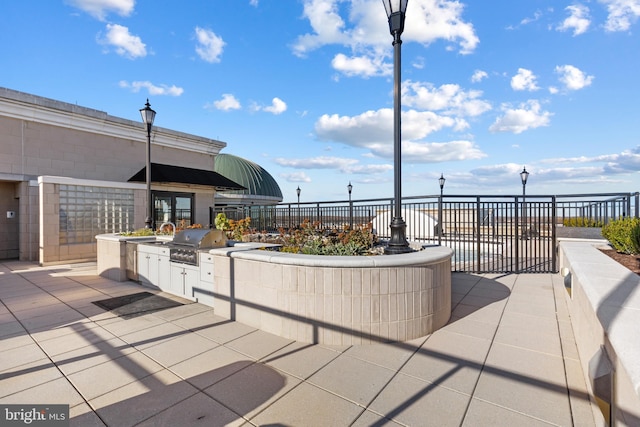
[120,228,155,237]
[278,220,377,256]
[602,217,640,254]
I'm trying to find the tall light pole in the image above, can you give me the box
[382,0,411,254]
[438,173,445,245]
[520,166,529,239]
[348,181,353,228]
[296,186,301,227]
[139,99,156,229]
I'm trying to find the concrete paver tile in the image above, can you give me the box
[344,339,422,371]
[67,351,164,401]
[451,303,504,325]
[194,320,257,344]
[69,403,107,427]
[91,369,199,427]
[170,310,229,331]
[141,331,220,367]
[443,315,499,341]
[351,409,403,426]
[170,347,251,390]
[249,382,363,427]
[307,354,396,406]
[262,341,342,380]
[463,398,560,427]
[51,337,137,376]
[20,310,88,333]
[225,330,294,361]
[368,373,470,427]
[564,358,598,427]
[96,314,168,338]
[2,332,34,351]
[148,301,210,322]
[136,392,242,427]
[0,360,63,398]
[205,362,300,419]
[0,321,26,339]
[401,330,491,395]
[474,342,572,426]
[0,342,49,371]
[36,324,118,357]
[494,319,562,356]
[0,376,84,407]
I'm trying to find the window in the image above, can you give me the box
[153,191,194,228]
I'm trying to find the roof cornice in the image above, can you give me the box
[0,87,226,156]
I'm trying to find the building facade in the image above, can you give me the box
[0,87,244,265]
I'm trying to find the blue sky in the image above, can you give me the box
[2,0,640,202]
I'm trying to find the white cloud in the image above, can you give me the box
[511,68,539,91]
[99,24,146,59]
[331,53,391,77]
[274,156,393,174]
[520,10,543,26]
[262,98,288,115]
[402,81,492,117]
[555,65,594,90]
[292,0,479,77]
[210,94,241,111]
[66,0,134,21]
[280,171,312,183]
[407,0,479,54]
[471,70,488,83]
[315,108,456,150]
[489,100,552,134]
[195,27,225,63]
[557,4,591,35]
[599,0,640,32]
[119,81,184,96]
[249,0,259,6]
[313,108,485,162]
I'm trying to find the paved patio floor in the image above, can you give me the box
[0,261,599,426]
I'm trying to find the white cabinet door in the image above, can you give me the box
[137,247,152,285]
[157,254,171,290]
[170,264,186,296]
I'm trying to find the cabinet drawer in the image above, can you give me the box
[200,264,214,283]
[200,253,214,264]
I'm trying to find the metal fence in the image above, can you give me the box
[211,192,639,274]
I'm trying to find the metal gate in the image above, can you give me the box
[441,196,557,273]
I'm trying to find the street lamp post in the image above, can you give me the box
[348,182,353,228]
[520,166,529,239]
[438,173,445,245]
[382,0,411,254]
[296,186,301,227]
[139,99,156,229]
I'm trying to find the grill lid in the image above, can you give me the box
[172,229,227,249]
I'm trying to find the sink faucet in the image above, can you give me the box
[158,222,176,237]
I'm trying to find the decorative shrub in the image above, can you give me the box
[602,217,640,254]
[228,217,252,241]
[562,217,604,228]
[214,213,230,232]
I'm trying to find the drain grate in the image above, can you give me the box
[92,292,183,319]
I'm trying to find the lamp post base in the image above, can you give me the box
[384,217,413,254]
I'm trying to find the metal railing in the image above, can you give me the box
[211,192,639,274]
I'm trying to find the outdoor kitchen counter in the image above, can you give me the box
[205,244,453,344]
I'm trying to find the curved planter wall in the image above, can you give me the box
[206,246,453,345]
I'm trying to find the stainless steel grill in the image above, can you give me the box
[168,229,227,266]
